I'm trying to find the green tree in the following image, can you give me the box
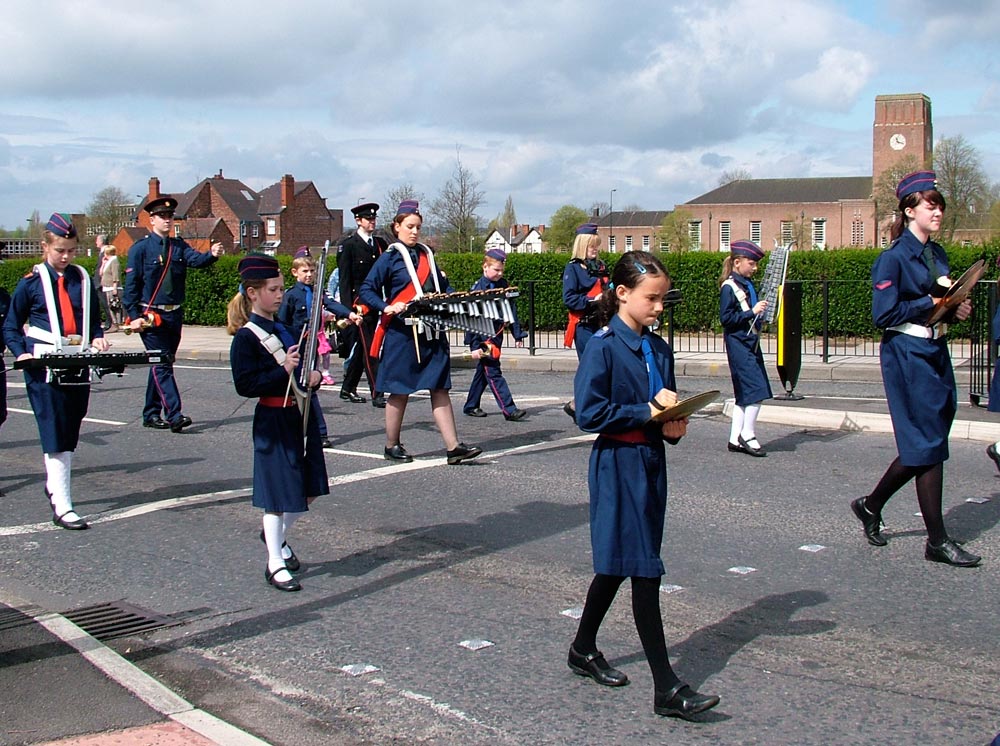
[430,149,485,252]
[86,186,132,239]
[546,205,589,251]
[655,209,693,252]
[934,135,991,240]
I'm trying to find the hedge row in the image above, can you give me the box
[2,243,997,336]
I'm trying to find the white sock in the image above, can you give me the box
[281,511,306,559]
[729,405,745,444]
[44,452,76,518]
[740,403,762,443]
[262,513,292,580]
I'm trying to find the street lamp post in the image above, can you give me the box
[609,189,616,252]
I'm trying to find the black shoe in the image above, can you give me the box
[563,401,576,423]
[987,444,1000,475]
[384,444,413,462]
[567,645,629,687]
[259,530,301,572]
[447,443,482,465]
[53,509,89,530]
[169,415,193,433]
[320,437,333,449]
[504,408,527,422]
[465,407,487,418]
[372,394,387,409]
[850,496,887,546]
[925,538,981,567]
[654,683,720,719]
[738,435,766,457]
[143,417,170,430]
[727,441,746,453]
[265,565,301,592]
[340,390,367,403]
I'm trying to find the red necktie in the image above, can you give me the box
[57,275,78,336]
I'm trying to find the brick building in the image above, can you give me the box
[257,174,343,253]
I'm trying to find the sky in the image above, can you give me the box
[1,0,999,232]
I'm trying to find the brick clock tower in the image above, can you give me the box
[873,93,933,184]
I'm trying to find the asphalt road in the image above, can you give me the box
[1,363,998,745]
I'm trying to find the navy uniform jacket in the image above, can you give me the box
[123,232,218,318]
[720,273,773,406]
[358,243,454,394]
[338,231,386,307]
[574,315,677,578]
[230,313,329,512]
[0,287,11,370]
[989,303,1000,413]
[463,275,527,351]
[276,281,351,342]
[872,230,955,465]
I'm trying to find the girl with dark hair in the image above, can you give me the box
[719,240,772,456]
[851,170,981,567]
[568,250,720,720]
[358,200,481,465]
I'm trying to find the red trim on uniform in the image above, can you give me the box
[564,276,606,348]
[875,280,892,290]
[600,430,649,444]
[259,395,296,408]
[369,250,432,358]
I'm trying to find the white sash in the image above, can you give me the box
[29,263,92,351]
[244,322,287,366]
[722,278,751,313]
[391,241,442,340]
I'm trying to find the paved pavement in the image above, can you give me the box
[3,325,998,746]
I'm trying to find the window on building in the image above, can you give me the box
[642,235,650,250]
[719,221,731,252]
[266,219,276,236]
[174,226,180,238]
[252,224,260,238]
[625,235,633,251]
[811,219,826,250]
[241,224,247,237]
[851,219,864,246]
[750,221,762,244]
[780,221,793,245]
[688,221,702,250]
[660,235,669,251]
[609,235,616,252]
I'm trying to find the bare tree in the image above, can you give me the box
[381,183,423,230]
[718,168,753,187]
[934,135,991,240]
[86,186,133,238]
[430,149,485,252]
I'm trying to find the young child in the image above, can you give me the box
[569,250,720,720]
[719,240,772,456]
[228,255,330,592]
[0,286,9,440]
[2,213,110,529]
[462,249,528,421]
[276,247,359,449]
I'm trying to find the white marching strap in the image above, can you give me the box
[244,322,287,366]
[722,278,751,313]
[29,263,92,351]
[391,241,442,340]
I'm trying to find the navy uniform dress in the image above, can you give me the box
[720,274,773,406]
[358,243,454,394]
[3,264,104,452]
[338,231,386,394]
[462,274,527,416]
[574,315,677,578]
[230,313,329,512]
[123,232,218,425]
[872,231,955,466]
[0,287,10,430]
[562,258,608,358]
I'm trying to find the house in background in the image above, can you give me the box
[595,210,670,253]
[484,224,547,254]
[121,172,343,256]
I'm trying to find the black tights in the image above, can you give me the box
[865,457,946,545]
[573,573,682,693]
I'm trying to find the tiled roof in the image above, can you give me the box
[257,180,314,215]
[176,178,260,222]
[685,177,873,205]
[596,210,672,227]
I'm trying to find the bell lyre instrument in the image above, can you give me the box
[14,349,174,385]
[400,287,520,337]
[750,239,794,334]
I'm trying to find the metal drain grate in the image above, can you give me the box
[62,601,185,641]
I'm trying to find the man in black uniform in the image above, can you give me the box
[338,202,386,407]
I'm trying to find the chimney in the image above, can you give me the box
[537,224,545,234]
[214,169,224,179]
[281,174,294,209]
[148,177,161,201]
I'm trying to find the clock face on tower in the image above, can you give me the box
[889,133,907,150]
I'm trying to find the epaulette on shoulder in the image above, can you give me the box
[23,266,39,279]
[593,326,612,339]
